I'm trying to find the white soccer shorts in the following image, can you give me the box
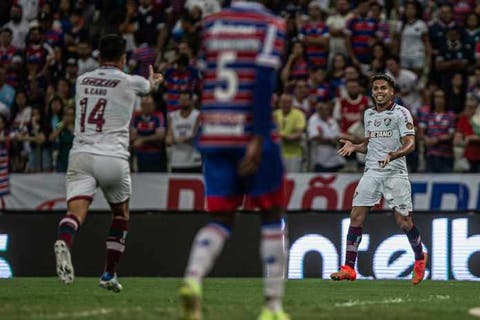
[66,152,131,204]
[352,173,413,216]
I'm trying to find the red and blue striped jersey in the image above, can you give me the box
[197,1,286,152]
[164,65,200,113]
[300,21,329,68]
[419,111,456,157]
[346,16,378,64]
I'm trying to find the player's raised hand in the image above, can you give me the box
[148,65,164,90]
[337,139,355,157]
[238,136,262,176]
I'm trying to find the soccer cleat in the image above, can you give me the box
[54,240,74,284]
[179,278,202,320]
[257,307,291,320]
[99,272,123,292]
[412,252,428,285]
[330,265,357,281]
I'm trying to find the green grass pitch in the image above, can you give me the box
[1,278,479,319]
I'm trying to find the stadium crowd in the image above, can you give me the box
[0,0,480,173]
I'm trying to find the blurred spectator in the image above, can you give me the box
[11,90,32,131]
[292,79,313,115]
[130,95,166,172]
[174,9,202,54]
[333,79,369,134]
[274,93,306,173]
[64,9,89,53]
[38,11,64,48]
[0,65,15,111]
[3,4,29,49]
[77,41,98,75]
[309,66,331,104]
[393,0,431,75]
[463,12,479,53]
[308,101,345,172]
[64,57,78,87]
[299,1,330,69]
[23,107,47,172]
[119,0,138,54]
[325,0,352,61]
[25,23,54,74]
[0,113,10,197]
[369,2,391,46]
[166,91,201,173]
[327,52,347,96]
[419,89,456,172]
[0,27,22,67]
[454,95,480,172]
[281,41,309,86]
[18,0,39,22]
[429,3,457,56]
[368,41,388,75]
[453,0,474,26]
[446,72,467,114]
[49,106,74,172]
[435,27,472,90]
[468,65,480,101]
[385,55,423,117]
[163,53,200,113]
[345,0,378,72]
[135,0,167,53]
[185,0,221,18]
[129,33,156,78]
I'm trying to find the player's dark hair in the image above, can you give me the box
[99,34,126,62]
[370,74,395,89]
[386,55,400,64]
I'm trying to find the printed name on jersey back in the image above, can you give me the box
[80,77,120,88]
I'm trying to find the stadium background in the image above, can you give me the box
[0,0,478,284]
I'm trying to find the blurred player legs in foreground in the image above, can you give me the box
[179,1,290,319]
[330,74,427,284]
[54,34,163,291]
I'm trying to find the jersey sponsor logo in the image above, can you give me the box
[80,77,120,88]
[203,124,245,135]
[383,118,392,126]
[369,130,393,138]
[210,21,257,35]
[406,122,414,130]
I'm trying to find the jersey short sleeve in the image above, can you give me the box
[255,18,286,70]
[397,106,415,137]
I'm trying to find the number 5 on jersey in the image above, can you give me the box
[79,97,107,132]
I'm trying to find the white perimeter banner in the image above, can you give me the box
[5,173,480,211]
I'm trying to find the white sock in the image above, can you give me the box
[260,220,288,312]
[185,222,230,282]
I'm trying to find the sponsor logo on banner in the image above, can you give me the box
[5,173,480,211]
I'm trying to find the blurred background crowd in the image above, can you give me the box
[0,0,479,174]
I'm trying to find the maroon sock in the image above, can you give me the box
[57,214,80,248]
[345,226,363,268]
[104,217,129,275]
[405,225,424,261]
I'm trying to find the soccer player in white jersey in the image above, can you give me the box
[54,34,163,292]
[330,74,427,285]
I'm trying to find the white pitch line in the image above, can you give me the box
[43,308,113,319]
[334,295,450,308]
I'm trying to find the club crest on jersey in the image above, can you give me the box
[383,118,391,126]
[374,119,382,127]
[406,122,414,130]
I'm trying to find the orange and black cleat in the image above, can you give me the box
[412,252,428,285]
[330,265,357,281]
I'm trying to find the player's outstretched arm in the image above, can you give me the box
[337,138,367,157]
[379,135,415,168]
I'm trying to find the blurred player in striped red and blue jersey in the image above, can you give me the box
[179,1,290,320]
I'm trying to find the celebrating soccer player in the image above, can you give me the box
[54,34,163,292]
[330,74,427,285]
[178,1,290,320]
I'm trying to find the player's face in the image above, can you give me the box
[372,80,393,106]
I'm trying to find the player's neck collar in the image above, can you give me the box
[375,101,395,112]
[100,63,121,70]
